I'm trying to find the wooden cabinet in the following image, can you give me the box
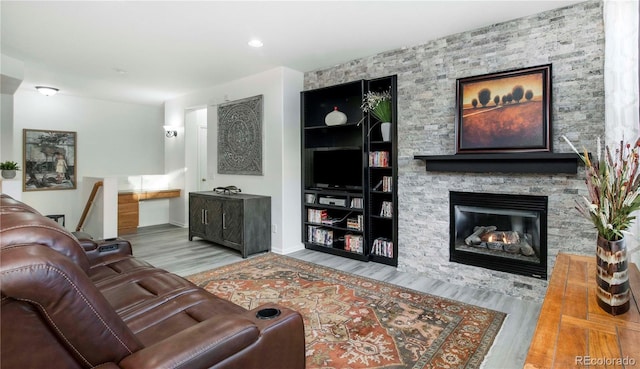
[118,193,139,235]
[301,75,398,266]
[188,192,271,258]
[117,189,181,235]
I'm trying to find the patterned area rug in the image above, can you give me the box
[187,253,505,369]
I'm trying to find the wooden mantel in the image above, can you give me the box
[524,253,640,369]
[413,153,580,174]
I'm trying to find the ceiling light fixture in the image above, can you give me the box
[248,39,263,48]
[35,86,59,96]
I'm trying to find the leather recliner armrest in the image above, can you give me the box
[81,238,133,265]
[118,317,260,369]
[77,238,98,252]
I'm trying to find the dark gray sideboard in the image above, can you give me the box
[189,191,271,258]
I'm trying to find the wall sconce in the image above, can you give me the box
[35,86,59,96]
[163,125,178,138]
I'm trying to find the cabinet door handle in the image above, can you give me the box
[201,209,205,224]
[223,213,226,230]
[205,209,208,225]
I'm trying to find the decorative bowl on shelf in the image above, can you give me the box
[325,107,347,126]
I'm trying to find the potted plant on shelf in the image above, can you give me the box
[563,135,640,315]
[361,89,392,141]
[0,161,21,179]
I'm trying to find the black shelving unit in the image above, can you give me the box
[365,76,398,266]
[301,76,398,266]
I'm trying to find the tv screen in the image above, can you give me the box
[309,149,362,190]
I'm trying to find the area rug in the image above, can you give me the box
[187,253,505,369]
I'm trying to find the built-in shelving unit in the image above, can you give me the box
[301,76,398,266]
[365,76,397,266]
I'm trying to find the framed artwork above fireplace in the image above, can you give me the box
[455,64,552,154]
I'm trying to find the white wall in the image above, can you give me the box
[164,66,304,254]
[1,54,24,161]
[12,90,164,230]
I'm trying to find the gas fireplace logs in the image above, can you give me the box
[464,226,535,256]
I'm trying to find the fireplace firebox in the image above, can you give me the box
[450,191,547,279]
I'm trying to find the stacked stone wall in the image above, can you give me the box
[304,1,604,300]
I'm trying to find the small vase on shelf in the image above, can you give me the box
[380,122,391,141]
[325,106,347,126]
[595,234,630,315]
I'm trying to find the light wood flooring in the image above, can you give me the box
[125,224,542,369]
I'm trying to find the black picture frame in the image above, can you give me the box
[455,64,551,154]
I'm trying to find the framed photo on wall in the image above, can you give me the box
[23,129,77,191]
[455,64,552,154]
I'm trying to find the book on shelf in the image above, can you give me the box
[344,234,364,254]
[307,226,333,247]
[346,214,363,231]
[305,194,316,204]
[350,197,363,209]
[373,177,393,192]
[371,237,393,258]
[369,151,390,168]
[321,218,341,225]
[380,201,393,217]
[307,209,327,224]
[382,176,393,192]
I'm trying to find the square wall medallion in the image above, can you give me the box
[217,95,263,176]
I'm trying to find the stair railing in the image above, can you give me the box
[76,181,103,232]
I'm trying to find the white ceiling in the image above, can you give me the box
[2,1,582,106]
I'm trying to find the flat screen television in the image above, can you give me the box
[307,149,363,190]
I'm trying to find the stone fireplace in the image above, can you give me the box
[450,191,548,279]
[304,1,604,300]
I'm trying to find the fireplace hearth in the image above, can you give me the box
[450,191,548,279]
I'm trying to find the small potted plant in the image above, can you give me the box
[0,161,21,179]
[361,89,393,141]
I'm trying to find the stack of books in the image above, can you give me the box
[305,194,316,204]
[380,201,393,217]
[369,151,390,167]
[372,238,393,257]
[344,234,364,253]
[381,176,393,192]
[307,209,327,224]
[307,226,333,246]
[347,215,363,231]
[350,197,363,209]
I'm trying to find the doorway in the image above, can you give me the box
[185,108,208,192]
[197,124,208,191]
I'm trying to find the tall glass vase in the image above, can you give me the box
[595,235,630,315]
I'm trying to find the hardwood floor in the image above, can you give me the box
[125,224,542,369]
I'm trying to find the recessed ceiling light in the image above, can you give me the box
[248,39,263,48]
[35,86,59,96]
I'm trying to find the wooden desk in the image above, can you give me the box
[525,253,640,369]
[118,189,180,235]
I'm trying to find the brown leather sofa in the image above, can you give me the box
[0,194,305,369]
